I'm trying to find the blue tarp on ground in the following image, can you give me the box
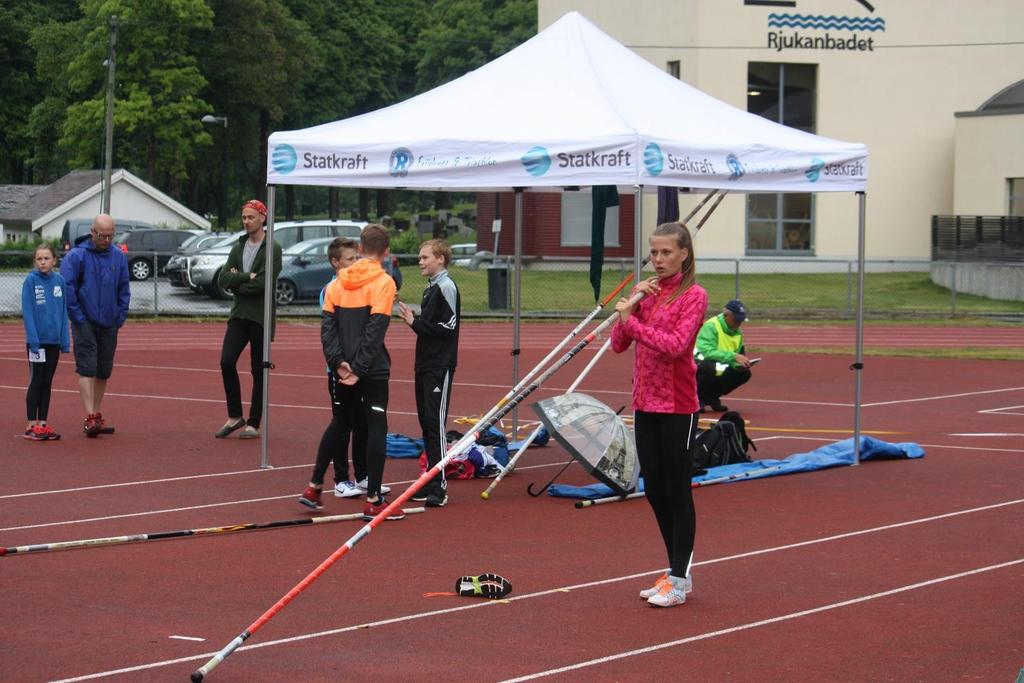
[548,436,925,500]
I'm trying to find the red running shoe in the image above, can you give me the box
[298,486,323,510]
[23,425,46,441]
[83,414,102,438]
[362,497,405,521]
[40,424,61,440]
[95,413,115,434]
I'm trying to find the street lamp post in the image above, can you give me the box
[201,114,228,229]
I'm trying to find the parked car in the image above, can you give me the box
[451,243,496,269]
[276,237,404,305]
[189,220,367,299]
[114,228,204,280]
[166,231,235,290]
[61,217,156,252]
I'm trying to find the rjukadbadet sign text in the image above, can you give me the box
[751,0,886,53]
[268,141,866,190]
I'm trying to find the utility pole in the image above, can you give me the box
[102,15,117,214]
[201,115,228,228]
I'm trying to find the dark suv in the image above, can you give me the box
[61,217,156,252]
[114,229,202,280]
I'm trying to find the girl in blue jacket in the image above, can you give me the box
[22,244,70,440]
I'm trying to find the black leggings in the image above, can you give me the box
[310,377,388,498]
[311,375,368,486]
[220,318,265,427]
[634,410,699,578]
[26,344,61,421]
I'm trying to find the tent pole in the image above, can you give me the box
[260,186,276,470]
[633,184,644,283]
[512,188,524,438]
[852,191,867,466]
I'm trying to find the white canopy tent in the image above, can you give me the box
[255,11,870,467]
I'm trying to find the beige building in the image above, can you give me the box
[538,0,1024,261]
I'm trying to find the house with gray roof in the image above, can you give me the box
[0,169,210,242]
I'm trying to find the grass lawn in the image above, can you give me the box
[418,266,1024,319]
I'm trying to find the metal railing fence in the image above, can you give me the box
[1,252,1022,320]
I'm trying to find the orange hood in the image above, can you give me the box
[338,258,387,289]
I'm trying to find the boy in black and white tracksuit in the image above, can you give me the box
[398,239,460,508]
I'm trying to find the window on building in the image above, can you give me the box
[667,60,680,79]
[561,192,619,247]
[746,62,817,254]
[1010,178,1024,217]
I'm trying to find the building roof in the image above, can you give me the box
[0,184,47,215]
[956,79,1024,118]
[0,170,105,222]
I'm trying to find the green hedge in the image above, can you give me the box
[0,239,61,268]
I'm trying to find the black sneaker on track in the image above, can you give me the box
[426,492,448,508]
[455,573,512,599]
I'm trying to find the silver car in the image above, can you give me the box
[187,220,368,299]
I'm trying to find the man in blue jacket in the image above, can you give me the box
[61,214,131,437]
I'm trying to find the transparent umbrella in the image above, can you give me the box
[531,392,639,495]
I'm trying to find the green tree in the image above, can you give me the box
[414,0,536,91]
[56,1,214,190]
[0,1,77,183]
[196,0,319,204]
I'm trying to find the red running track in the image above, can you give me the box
[0,320,1021,682]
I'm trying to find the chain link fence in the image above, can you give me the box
[1,251,1022,320]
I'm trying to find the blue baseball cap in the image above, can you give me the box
[724,299,747,322]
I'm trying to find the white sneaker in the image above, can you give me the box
[647,585,687,607]
[355,478,391,495]
[333,480,360,498]
[639,574,692,599]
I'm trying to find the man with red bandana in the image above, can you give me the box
[214,200,282,439]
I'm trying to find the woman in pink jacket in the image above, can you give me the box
[612,221,708,608]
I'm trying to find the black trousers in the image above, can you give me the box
[634,410,699,578]
[26,344,61,421]
[322,378,389,499]
[696,360,751,405]
[311,375,368,486]
[220,318,265,427]
[415,367,455,494]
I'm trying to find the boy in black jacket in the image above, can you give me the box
[307,225,400,521]
[398,239,460,508]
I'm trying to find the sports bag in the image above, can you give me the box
[693,411,756,469]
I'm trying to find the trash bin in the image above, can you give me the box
[486,262,509,310]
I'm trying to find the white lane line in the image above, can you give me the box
[0,385,420,418]
[979,405,1024,417]
[0,362,629,395]
[44,499,1024,682]
[1,495,298,531]
[168,636,205,642]
[498,558,1024,682]
[862,386,1024,407]
[0,462,561,531]
[0,465,310,500]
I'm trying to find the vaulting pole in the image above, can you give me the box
[190,289,648,682]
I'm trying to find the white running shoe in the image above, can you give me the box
[355,478,391,495]
[647,585,687,607]
[334,480,361,498]
[640,574,692,599]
